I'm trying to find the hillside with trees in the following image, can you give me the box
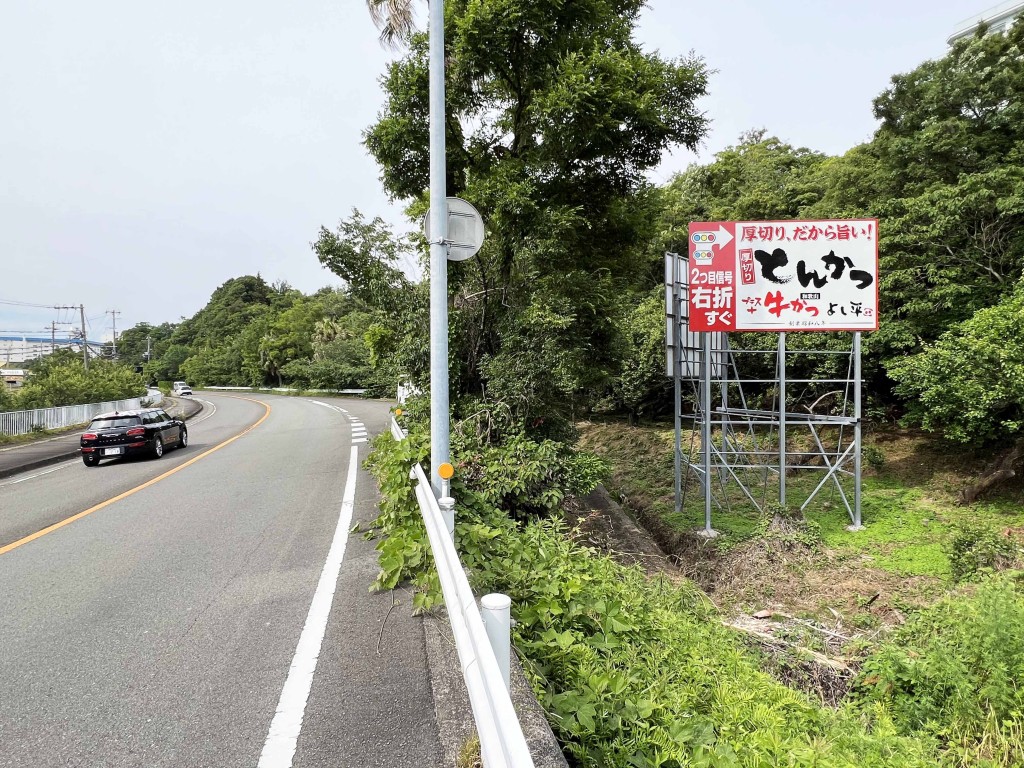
[118,276,387,395]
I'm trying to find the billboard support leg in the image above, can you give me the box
[778,332,787,510]
[701,331,717,537]
[849,331,864,531]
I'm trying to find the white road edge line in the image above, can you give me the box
[0,460,78,488]
[189,398,218,425]
[310,400,349,416]
[258,444,360,768]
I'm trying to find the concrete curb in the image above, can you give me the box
[424,605,568,768]
[0,398,204,480]
[0,451,80,480]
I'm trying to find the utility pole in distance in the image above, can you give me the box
[81,304,88,370]
[107,310,121,359]
[54,304,89,370]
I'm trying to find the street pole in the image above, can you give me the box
[428,0,449,496]
[57,304,89,370]
[81,305,88,370]
[80,305,88,370]
[108,310,121,359]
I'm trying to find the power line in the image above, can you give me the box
[0,298,55,309]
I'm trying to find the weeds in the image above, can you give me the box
[851,577,1024,767]
[365,417,939,767]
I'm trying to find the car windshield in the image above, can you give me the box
[88,416,142,430]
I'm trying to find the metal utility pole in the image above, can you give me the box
[108,310,121,359]
[81,305,88,370]
[55,304,88,370]
[428,0,450,496]
[46,322,57,354]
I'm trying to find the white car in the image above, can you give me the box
[172,381,193,396]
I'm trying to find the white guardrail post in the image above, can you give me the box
[438,493,456,540]
[481,594,512,691]
[390,417,533,768]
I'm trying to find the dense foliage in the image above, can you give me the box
[1,350,147,412]
[113,275,387,394]
[351,0,708,435]
[646,20,1024,444]
[852,578,1024,766]
[368,413,950,767]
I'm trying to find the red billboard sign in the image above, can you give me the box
[687,220,879,332]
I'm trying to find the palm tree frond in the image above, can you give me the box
[366,0,416,50]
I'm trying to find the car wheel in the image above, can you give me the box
[179,428,188,449]
[83,455,99,467]
[152,435,164,458]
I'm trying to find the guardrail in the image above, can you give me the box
[0,395,149,436]
[391,417,535,768]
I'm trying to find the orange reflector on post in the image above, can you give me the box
[438,463,454,480]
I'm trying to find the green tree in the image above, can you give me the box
[313,212,428,392]
[889,280,1024,445]
[114,322,176,371]
[611,289,669,422]
[356,0,708,431]
[15,354,146,409]
[259,299,323,387]
[149,343,191,382]
[868,20,1024,358]
[0,381,16,412]
[660,131,828,227]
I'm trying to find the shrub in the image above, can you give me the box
[13,354,146,410]
[851,577,1024,766]
[947,524,1023,583]
[365,416,937,767]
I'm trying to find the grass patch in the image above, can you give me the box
[577,419,1024,620]
[368,413,1024,766]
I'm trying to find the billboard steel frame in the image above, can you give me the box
[666,252,864,534]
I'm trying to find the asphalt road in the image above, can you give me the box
[0,393,441,768]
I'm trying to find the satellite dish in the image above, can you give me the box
[423,197,486,261]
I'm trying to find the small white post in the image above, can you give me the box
[481,593,512,691]
[438,495,455,541]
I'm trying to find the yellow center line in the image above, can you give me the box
[0,398,272,557]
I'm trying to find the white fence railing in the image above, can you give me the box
[0,395,148,436]
[205,386,367,395]
[391,417,535,768]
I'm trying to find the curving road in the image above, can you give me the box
[0,393,441,768]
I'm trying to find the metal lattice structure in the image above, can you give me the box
[665,252,864,533]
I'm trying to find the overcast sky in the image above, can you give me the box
[1,0,974,341]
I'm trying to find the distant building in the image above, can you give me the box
[2,369,26,390]
[948,0,1024,44]
[0,334,104,365]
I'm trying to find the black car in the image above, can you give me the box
[80,408,188,467]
